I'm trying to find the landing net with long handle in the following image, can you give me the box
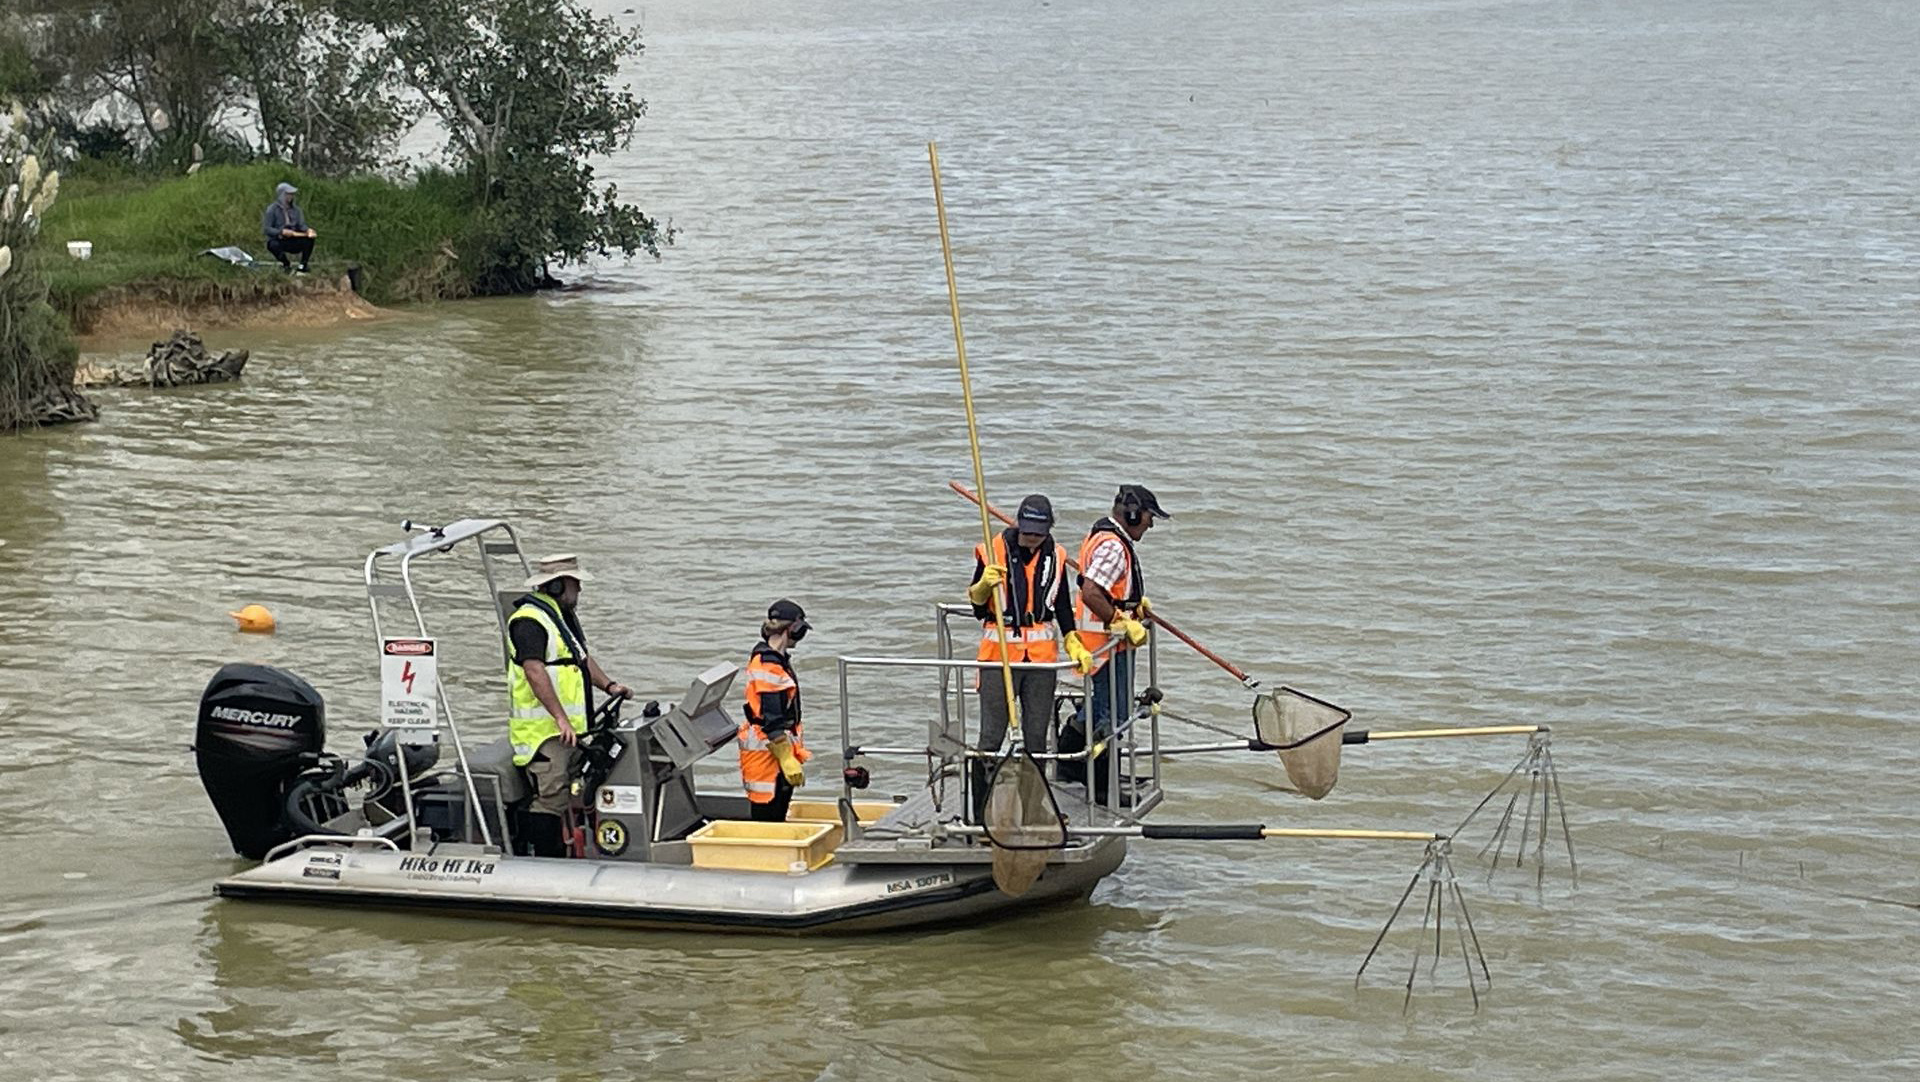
[927,144,1030,896]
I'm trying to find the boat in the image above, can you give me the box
[196,515,1547,1011]
[199,518,1161,933]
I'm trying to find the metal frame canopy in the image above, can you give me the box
[362,518,535,850]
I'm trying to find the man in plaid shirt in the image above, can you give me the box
[1060,485,1169,801]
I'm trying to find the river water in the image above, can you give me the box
[3,0,1918,1078]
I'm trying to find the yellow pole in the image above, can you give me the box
[1364,725,1546,742]
[928,143,1022,748]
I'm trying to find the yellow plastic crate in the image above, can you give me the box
[786,799,895,826]
[688,819,837,874]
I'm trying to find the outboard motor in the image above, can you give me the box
[195,663,326,859]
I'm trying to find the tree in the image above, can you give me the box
[338,0,670,292]
[40,0,244,165]
[223,1,416,176]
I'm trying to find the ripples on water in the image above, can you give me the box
[2,0,1918,1078]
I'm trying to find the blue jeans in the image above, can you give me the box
[1080,650,1134,740]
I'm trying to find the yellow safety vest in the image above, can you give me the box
[506,594,589,766]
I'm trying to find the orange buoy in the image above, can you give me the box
[228,604,276,634]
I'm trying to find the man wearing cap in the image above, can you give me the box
[739,599,813,822]
[964,494,1081,819]
[262,181,317,274]
[1061,485,1170,797]
[506,555,633,857]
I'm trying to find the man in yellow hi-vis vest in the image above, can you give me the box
[506,554,633,857]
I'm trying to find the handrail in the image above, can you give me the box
[838,607,1161,824]
[263,832,403,864]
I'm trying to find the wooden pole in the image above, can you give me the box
[928,145,1022,745]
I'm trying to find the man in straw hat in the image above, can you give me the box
[505,554,634,857]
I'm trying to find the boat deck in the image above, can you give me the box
[836,773,1134,865]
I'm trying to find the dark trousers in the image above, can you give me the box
[749,776,794,822]
[977,665,1057,753]
[267,234,315,269]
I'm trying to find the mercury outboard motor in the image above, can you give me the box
[195,663,326,859]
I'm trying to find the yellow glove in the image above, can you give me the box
[1136,596,1153,618]
[966,564,1007,606]
[1064,630,1095,675]
[1109,613,1149,647]
[771,738,806,787]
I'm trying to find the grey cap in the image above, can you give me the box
[275,182,298,195]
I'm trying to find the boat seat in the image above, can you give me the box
[465,736,530,806]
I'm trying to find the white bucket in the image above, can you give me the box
[67,240,93,260]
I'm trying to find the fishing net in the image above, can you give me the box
[983,750,1066,897]
[1253,687,1351,800]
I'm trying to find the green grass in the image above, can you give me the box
[38,162,474,318]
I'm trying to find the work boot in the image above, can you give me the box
[524,813,568,858]
[1055,723,1088,786]
[967,760,991,826]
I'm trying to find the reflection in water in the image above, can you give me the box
[181,895,1165,1079]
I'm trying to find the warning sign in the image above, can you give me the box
[380,637,438,743]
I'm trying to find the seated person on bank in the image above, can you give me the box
[261,181,317,273]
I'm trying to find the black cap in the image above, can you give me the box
[1015,494,1054,532]
[1116,484,1171,520]
[767,598,807,624]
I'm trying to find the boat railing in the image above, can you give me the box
[363,518,534,851]
[263,832,405,864]
[833,602,1165,824]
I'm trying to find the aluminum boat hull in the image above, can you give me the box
[215,839,1128,934]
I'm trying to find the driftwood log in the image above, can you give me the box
[22,384,100,425]
[76,330,249,389]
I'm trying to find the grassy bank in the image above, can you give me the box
[38,162,474,326]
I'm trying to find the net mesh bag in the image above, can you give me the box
[1253,687,1351,800]
[985,752,1066,896]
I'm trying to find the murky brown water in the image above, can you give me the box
[4,0,1919,1078]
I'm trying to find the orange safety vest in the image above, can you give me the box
[973,529,1067,665]
[738,642,811,804]
[1072,517,1145,674]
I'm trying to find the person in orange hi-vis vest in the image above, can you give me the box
[1060,485,1169,799]
[739,599,812,822]
[965,494,1085,821]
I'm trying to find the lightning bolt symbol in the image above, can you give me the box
[401,660,416,695]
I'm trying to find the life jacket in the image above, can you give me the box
[505,592,589,766]
[738,642,811,804]
[1071,517,1145,674]
[973,528,1066,665]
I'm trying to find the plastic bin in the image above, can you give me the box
[688,819,836,874]
[786,800,894,826]
[66,240,93,260]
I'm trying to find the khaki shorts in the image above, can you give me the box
[524,736,582,816]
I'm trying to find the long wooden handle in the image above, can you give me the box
[946,479,1261,688]
[929,147,1022,744]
